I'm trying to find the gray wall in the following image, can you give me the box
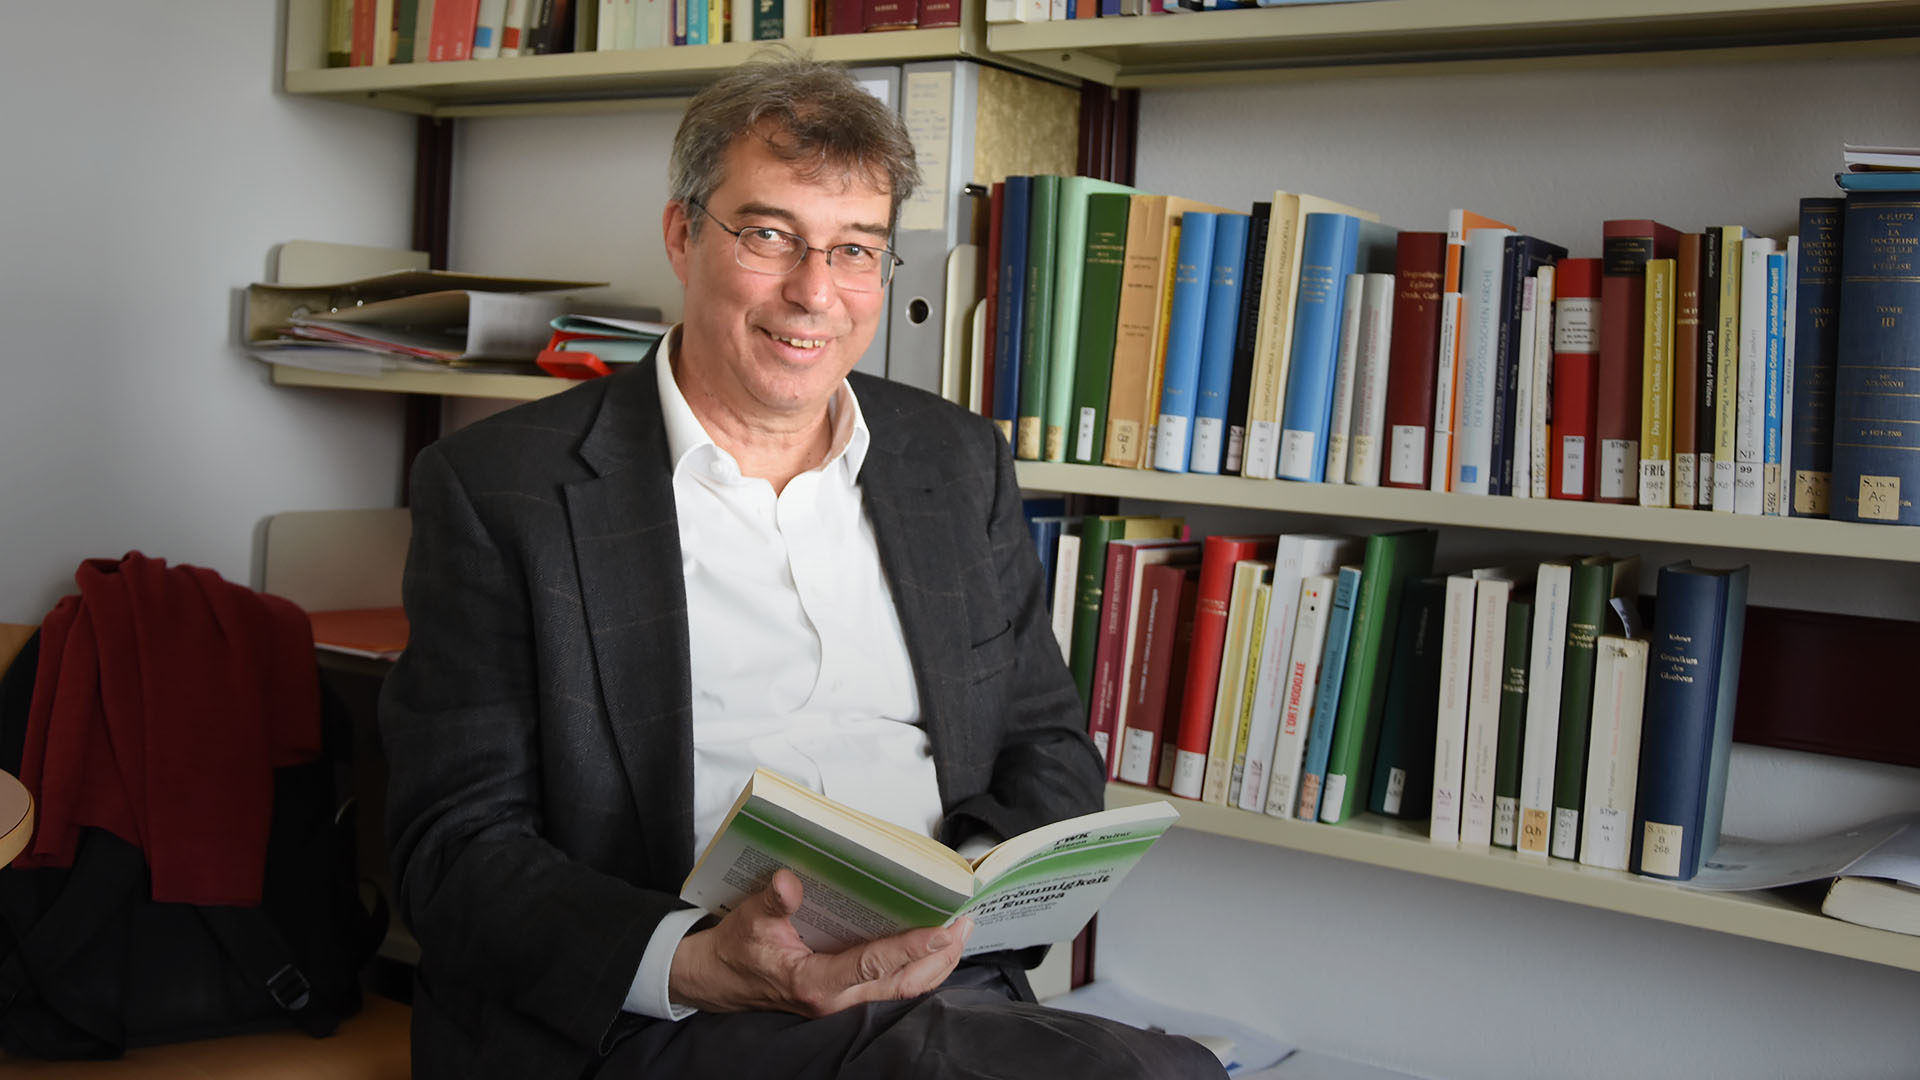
[0,2,416,622]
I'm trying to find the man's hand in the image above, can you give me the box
[668,869,972,1017]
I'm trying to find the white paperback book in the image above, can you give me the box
[1237,535,1361,812]
[1427,572,1481,845]
[1346,273,1396,487]
[1528,264,1557,499]
[1735,237,1777,516]
[1321,274,1369,486]
[1511,275,1539,499]
[1451,229,1514,496]
[1578,635,1650,871]
[1459,574,1520,847]
[1050,534,1080,662]
[1516,558,1580,856]
[1262,573,1336,819]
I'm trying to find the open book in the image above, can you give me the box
[679,769,1179,957]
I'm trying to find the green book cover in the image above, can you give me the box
[1046,178,1142,462]
[1319,528,1439,823]
[395,0,420,62]
[1016,175,1062,461]
[1366,575,1446,818]
[1492,595,1534,848]
[1550,556,1639,859]
[1067,193,1134,465]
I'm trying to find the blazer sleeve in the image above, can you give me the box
[380,445,674,1053]
[938,424,1106,847]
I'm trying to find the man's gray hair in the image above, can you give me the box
[669,50,920,231]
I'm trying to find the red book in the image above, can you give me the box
[1550,258,1603,500]
[1167,534,1276,799]
[980,182,1005,418]
[1088,539,1198,780]
[351,0,377,65]
[1154,572,1200,788]
[1595,219,1682,502]
[1115,564,1191,787]
[431,0,480,60]
[864,0,918,29]
[828,0,866,33]
[920,0,961,26]
[1383,232,1447,489]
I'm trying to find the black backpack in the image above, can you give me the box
[0,631,388,1058]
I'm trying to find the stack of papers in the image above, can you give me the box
[243,269,669,377]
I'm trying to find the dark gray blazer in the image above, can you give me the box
[379,354,1104,1080]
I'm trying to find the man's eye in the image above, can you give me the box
[834,245,877,263]
[745,228,792,246]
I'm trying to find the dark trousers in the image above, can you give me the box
[596,963,1227,1080]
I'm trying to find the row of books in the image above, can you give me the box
[986,0,1375,22]
[1030,507,1751,881]
[977,168,1918,527]
[329,0,944,66]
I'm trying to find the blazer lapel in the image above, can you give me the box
[565,356,697,882]
[859,433,973,804]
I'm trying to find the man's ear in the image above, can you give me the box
[663,201,692,287]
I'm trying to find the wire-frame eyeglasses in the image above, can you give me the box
[688,200,902,293]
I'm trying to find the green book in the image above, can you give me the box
[1067,193,1134,465]
[1318,528,1439,823]
[395,0,420,62]
[1366,575,1446,818]
[1067,515,1181,711]
[1016,175,1062,461]
[1492,595,1534,849]
[1549,555,1639,859]
[1045,177,1142,462]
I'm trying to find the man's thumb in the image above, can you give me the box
[761,868,804,918]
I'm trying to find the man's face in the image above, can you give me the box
[663,132,892,429]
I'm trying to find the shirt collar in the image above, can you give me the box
[654,326,871,482]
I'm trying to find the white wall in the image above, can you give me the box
[0,3,416,623]
[1097,52,1920,1080]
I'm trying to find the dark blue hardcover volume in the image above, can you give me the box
[992,176,1033,432]
[1631,562,1749,881]
[1492,235,1568,495]
[1224,201,1273,475]
[1830,190,1920,525]
[1789,199,1844,517]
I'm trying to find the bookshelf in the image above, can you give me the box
[1014,462,1920,564]
[270,364,574,400]
[1104,782,1920,974]
[987,0,1920,86]
[282,0,1001,116]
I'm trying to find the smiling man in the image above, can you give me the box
[380,52,1225,1080]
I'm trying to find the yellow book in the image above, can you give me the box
[1639,258,1675,507]
[1225,581,1272,807]
[1199,560,1271,806]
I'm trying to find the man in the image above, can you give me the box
[381,53,1224,1080]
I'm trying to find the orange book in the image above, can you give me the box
[1431,209,1516,492]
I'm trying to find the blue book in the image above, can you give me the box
[1492,235,1567,495]
[1631,562,1749,881]
[1831,191,1920,525]
[1152,212,1219,473]
[1275,213,1363,482]
[1295,563,1363,821]
[1189,213,1251,475]
[1835,171,1920,191]
[1764,251,1787,515]
[1027,515,1071,609]
[1789,198,1843,517]
[991,177,1033,441]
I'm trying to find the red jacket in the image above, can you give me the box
[18,553,321,905]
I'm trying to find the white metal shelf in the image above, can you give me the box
[270,364,575,400]
[1107,783,1920,974]
[1014,461,1920,563]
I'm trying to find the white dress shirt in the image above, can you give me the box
[624,330,943,1019]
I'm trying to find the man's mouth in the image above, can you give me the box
[767,331,828,350]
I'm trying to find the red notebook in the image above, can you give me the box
[1550,259,1604,500]
[1595,219,1682,502]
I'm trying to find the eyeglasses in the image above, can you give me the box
[688,200,902,292]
